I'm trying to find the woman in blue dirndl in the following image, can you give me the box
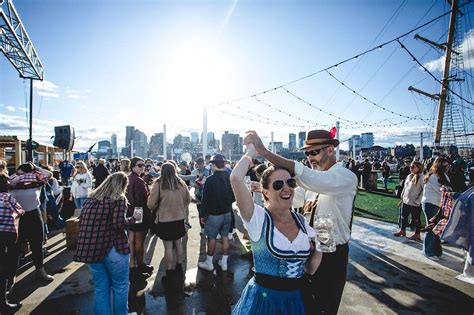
[230,143,322,315]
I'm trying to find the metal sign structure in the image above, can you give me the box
[0,0,44,80]
[1,0,44,161]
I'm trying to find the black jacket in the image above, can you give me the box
[93,164,110,188]
[201,170,235,216]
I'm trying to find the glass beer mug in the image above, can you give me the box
[314,214,336,253]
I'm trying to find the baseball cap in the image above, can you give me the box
[210,154,226,164]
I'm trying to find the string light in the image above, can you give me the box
[280,87,422,128]
[213,6,460,109]
[217,109,314,129]
[324,70,432,124]
[252,96,334,128]
[232,89,421,128]
[218,106,418,130]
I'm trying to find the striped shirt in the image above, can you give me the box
[0,192,25,234]
[74,197,135,263]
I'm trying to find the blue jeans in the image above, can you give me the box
[89,247,130,315]
[74,197,86,209]
[422,203,442,257]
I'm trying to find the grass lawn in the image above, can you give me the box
[375,175,399,191]
[354,190,426,226]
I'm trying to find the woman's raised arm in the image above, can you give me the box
[230,144,257,222]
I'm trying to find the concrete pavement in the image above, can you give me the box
[9,204,473,314]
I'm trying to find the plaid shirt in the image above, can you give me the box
[10,171,48,184]
[74,197,135,263]
[433,186,453,236]
[10,171,48,189]
[0,192,25,234]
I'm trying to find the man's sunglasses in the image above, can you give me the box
[136,164,145,168]
[271,178,297,190]
[304,145,330,157]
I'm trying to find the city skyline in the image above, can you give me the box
[93,124,435,160]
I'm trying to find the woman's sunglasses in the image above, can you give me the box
[304,145,330,157]
[271,178,297,190]
[136,164,145,168]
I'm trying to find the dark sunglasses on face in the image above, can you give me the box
[304,145,330,157]
[136,164,145,168]
[271,178,297,190]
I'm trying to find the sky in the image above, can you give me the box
[1,0,473,152]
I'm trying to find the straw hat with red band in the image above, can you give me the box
[300,127,339,150]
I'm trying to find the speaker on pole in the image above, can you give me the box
[53,125,75,150]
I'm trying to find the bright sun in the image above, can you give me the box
[164,39,231,111]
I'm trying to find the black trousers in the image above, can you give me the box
[0,238,19,280]
[17,209,45,269]
[400,203,422,233]
[305,243,349,315]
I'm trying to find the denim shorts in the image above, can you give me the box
[205,212,232,239]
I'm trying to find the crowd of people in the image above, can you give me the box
[0,129,472,314]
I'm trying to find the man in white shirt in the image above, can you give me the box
[245,129,358,315]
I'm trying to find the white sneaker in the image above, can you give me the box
[198,261,214,271]
[218,260,228,271]
[216,233,222,240]
[228,233,234,241]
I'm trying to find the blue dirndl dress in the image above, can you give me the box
[232,207,311,315]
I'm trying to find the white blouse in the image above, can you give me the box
[243,204,315,253]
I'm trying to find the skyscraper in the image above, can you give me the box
[360,132,374,148]
[289,133,296,151]
[126,126,134,149]
[149,133,164,158]
[125,126,135,157]
[222,131,241,157]
[111,134,117,156]
[173,134,184,150]
[348,135,361,155]
[97,140,112,158]
[269,142,283,153]
[133,129,148,158]
[191,132,199,144]
[207,132,215,148]
[298,131,306,148]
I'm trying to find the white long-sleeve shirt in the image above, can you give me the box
[421,174,449,206]
[294,161,358,245]
[10,168,52,212]
[401,174,423,207]
[71,172,93,199]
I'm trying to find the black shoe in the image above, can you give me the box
[138,264,154,275]
[0,301,22,314]
[130,268,148,281]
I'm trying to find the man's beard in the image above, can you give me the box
[311,153,329,171]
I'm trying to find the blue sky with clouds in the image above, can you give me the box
[1,0,473,152]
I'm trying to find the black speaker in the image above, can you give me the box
[53,125,75,150]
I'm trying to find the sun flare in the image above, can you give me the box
[164,39,232,110]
